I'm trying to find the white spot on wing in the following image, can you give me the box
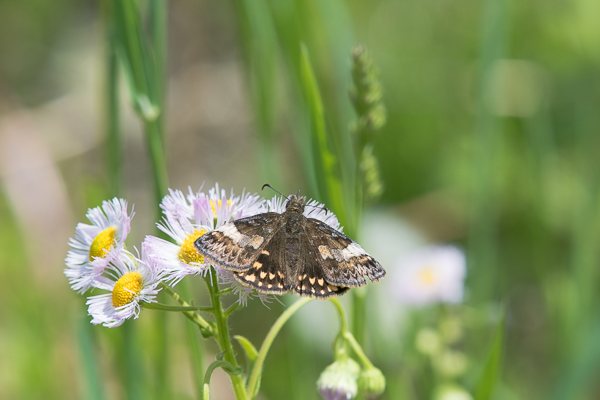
[218,223,264,249]
[332,242,368,261]
[219,223,245,242]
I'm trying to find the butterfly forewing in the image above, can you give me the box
[304,218,386,287]
[195,212,284,271]
[233,231,290,293]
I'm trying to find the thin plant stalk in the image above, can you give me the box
[113,0,171,396]
[469,0,507,301]
[231,0,280,187]
[104,1,143,398]
[206,269,248,400]
[246,298,313,397]
[77,313,105,400]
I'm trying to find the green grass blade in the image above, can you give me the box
[77,313,105,400]
[474,314,505,400]
[232,0,280,186]
[298,44,346,224]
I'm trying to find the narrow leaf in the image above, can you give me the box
[234,334,259,363]
[474,314,505,400]
[298,44,347,226]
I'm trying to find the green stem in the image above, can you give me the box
[246,298,313,398]
[206,269,248,400]
[329,297,373,368]
[351,287,366,344]
[180,281,206,400]
[148,0,167,110]
[343,331,375,369]
[144,119,169,215]
[469,0,506,301]
[204,360,234,385]
[77,312,105,400]
[143,302,213,312]
[103,1,144,398]
[162,284,213,337]
[105,0,121,198]
[329,297,348,333]
[188,323,205,400]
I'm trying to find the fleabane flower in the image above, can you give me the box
[393,245,466,307]
[144,184,265,285]
[65,198,133,293]
[86,250,162,328]
[189,183,265,229]
[266,195,342,231]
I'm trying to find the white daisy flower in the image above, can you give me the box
[266,195,342,231]
[189,183,265,229]
[145,184,266,285]
[392,245,466,307]
[65,198,133,293]
[86,250,162,328]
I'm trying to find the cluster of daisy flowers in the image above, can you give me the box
[64,184,340,328]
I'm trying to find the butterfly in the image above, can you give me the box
[194,194,385,297]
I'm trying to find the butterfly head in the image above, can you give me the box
[285,194,307,214]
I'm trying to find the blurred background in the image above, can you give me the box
[1,0,600,399]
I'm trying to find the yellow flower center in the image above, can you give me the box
[178,229,207,264]
[209,199,233,216]
[418,266,439,287]
[112,271,143,307]
[89,226,117,261]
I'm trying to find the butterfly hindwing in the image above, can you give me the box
[293,232,348,297]
[195,212,284,271]
[304,218,386,287]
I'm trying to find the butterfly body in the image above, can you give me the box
[195,195,385,298]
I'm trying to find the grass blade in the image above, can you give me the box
[474,313,505,400]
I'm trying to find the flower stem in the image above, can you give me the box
[77,311,105,400]
[142,302,213,312]
[246,298,313,398]
[329,297,348,334]
[206,269,248,400]
[162,284,213,337]
[144,118,169,216]
[351,287,366,344]
[343,331,375,369]
[329,297,373,368]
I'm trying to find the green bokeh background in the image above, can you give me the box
[1,0,599,399]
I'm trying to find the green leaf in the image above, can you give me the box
[234,335,259,363]
[298,44,347,226]
[474,313,505,400]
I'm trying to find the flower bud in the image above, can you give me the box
[317,357,360,400]
[358,367,386,399]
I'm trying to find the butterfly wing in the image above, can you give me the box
[303,218,386,287]
[292,230,348,297]
[234,221,348,297]
[233,230,290,293]
[195,212,284,271]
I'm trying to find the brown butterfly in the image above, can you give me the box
[195,195,385,297]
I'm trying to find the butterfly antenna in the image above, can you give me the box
[261,183,287,199]
[303,199,330,214]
